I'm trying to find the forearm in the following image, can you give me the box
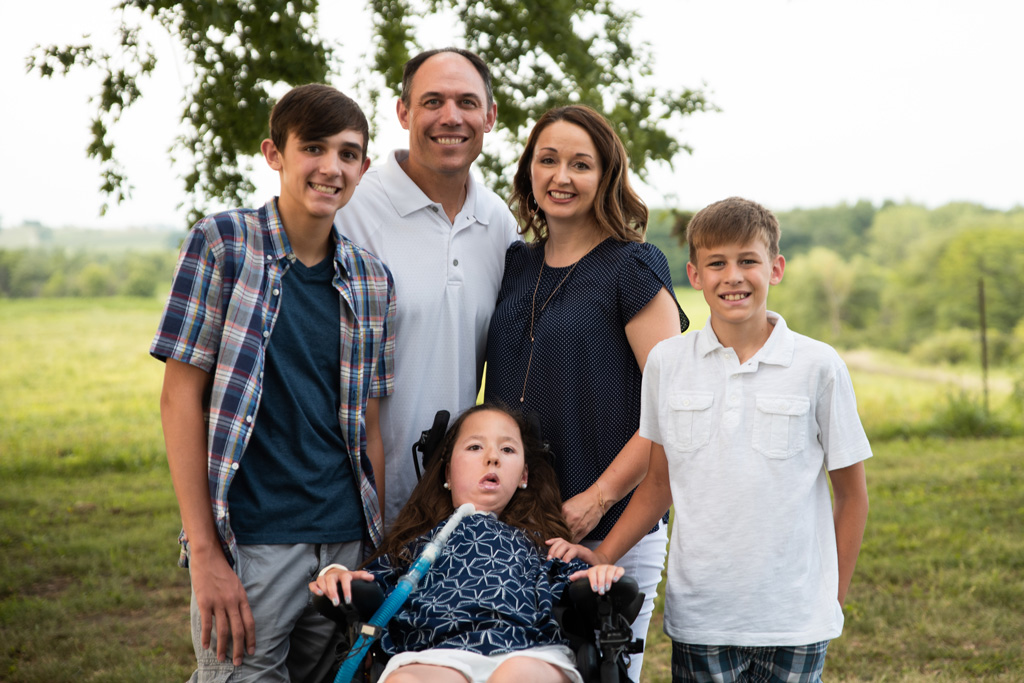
[160,360,220,557]
[595,444,673,564]
[365,398,385,514]
[831,463,869,606]
[591,430,652,508]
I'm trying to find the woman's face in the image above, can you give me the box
[445,410,527,517]
[529,120,603,231]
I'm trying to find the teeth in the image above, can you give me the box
[310,182,339,194]
[722,293,748,301]
[435,137,464,145]
[550,191,574,199]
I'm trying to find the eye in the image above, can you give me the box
[572,161,591,171]
[461,98,479,108]
[536,156,555,165]
[423,97,441,107]
[465,443,482,451]
[304,145,322,154]
[501,446,518,454]
[341,150,359,161]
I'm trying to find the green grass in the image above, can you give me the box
[2,297,1022,681]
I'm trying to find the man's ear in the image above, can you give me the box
[484,102,497,133]
[769,254,786,285]
[397,99,411,131]
[686,261,703,290]
[261,139,282,171]
[358,156,371,180]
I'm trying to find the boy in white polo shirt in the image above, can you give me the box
[552,197,871,682]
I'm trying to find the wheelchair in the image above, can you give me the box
[313,409,645,683]
[314,574,644,683]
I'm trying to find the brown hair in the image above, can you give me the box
[510,105,648,243]
[401,48,494,109]
[686,196,781,264]
[365,404,570,569]
[269,84,369,159]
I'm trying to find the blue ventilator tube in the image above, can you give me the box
[333,503,477,683]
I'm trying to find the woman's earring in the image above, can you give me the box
[443,482,450,490]
[527,192,540,220]
[519,482,527,490]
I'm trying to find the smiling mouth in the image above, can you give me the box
[721,293,750,301]
[309,182,340,195]
[549,191,575,200]
[433,136,466,146]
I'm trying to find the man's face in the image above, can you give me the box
[397,52,497,181]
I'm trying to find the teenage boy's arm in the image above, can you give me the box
[365,397,384,515]
[161,359,255,666]
[829,461,869,607]
[562,288,679,541]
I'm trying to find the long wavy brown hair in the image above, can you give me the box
[510,104,648,244]
[364,404,571,569]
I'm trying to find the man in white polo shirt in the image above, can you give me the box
[335,47,520,525]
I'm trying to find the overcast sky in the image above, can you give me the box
[2,0,1021,229]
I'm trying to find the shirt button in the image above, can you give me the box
[453,259,459,266]
[430,206,439,213]
[245,415,253,423]
[230,462,239,471]
[266,254,273,261]
[272,288,280,296]
[263,330,270,338]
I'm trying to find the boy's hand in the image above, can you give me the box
[569,564,625,595]
[545,537,606,566]
[309,568,376,607]
[189,548,256,666]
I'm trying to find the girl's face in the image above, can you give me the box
[445,410,528,517]
[529,120,603,231]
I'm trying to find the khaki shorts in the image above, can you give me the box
[378,644,583,683]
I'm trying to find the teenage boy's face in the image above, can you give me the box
[687,238,785,332]
[261,129,370,223]
[397,52,497,181]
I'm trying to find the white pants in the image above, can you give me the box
[583,520,668,682]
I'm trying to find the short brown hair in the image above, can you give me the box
[510,105,648,244]
[269,84,369,159]
[686,197,780,264]
[401,48,494,109]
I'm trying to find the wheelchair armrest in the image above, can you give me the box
[566,576,643,625]
[313,579,385,627]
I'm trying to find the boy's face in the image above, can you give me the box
[261,129,370,225]
[687,238,785,333]
[397,52,496,180]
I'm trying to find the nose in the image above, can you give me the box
[552,162,570,184]
[320,153,342,177]
[439,99,463,126]
[485,449,500,466]
[723,262,743,283]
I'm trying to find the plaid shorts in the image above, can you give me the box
[670,641,829,683]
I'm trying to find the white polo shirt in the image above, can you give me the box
[640,311,872,646]
[335,150,520,526]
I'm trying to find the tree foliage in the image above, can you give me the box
[28,0,710,226]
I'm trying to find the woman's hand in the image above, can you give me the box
[562,486,604,542]
[309,568,376,607]
[545,537,606,565]
[569,564,625,595]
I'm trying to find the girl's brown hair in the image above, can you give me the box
[365,404,571,569]
[510,105,648,244]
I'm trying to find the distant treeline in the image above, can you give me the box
[646,201,1024,367]
[3,201,1023,367]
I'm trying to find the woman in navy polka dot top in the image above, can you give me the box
[484,105,688,680]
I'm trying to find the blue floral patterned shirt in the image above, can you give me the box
[369,512,587,656]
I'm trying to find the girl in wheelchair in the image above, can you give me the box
[310,404,625,683]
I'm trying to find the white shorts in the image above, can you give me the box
[378,645,583,683]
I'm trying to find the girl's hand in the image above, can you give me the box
[569,564,625,595]
[562,487,604,542]
[308,568,375,607]
[546,537,605,566]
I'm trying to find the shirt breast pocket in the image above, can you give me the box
[752,395,811,460]
[667,393,714,454]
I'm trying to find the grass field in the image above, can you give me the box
[2,297,1022,682]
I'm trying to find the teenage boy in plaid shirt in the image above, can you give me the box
[151,84,395,682]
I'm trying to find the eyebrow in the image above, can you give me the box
[537,147,594,159]
[420,91,482,101]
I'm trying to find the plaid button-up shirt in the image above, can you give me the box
[151,199,395,565]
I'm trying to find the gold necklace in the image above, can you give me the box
[519,253,584,403]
